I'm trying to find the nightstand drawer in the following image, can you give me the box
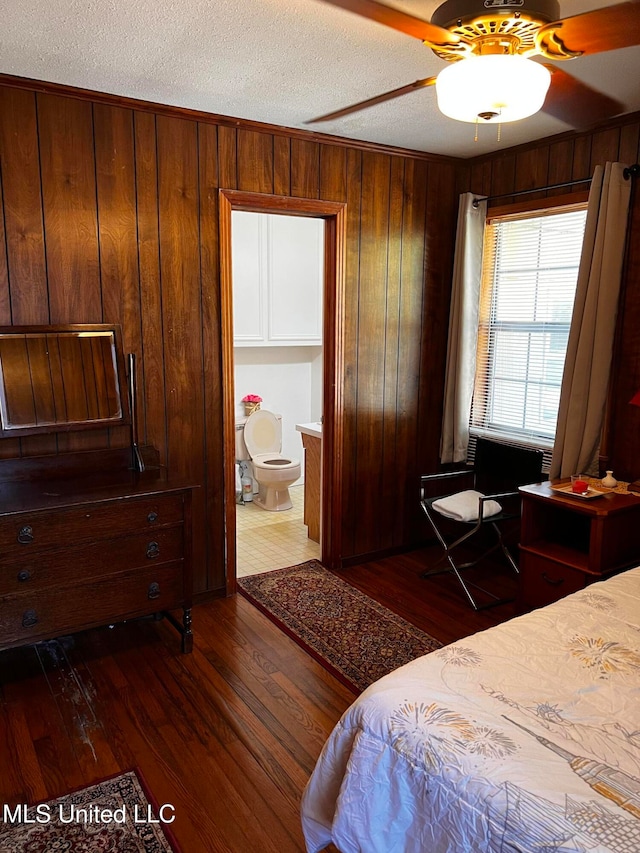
[519,551,587,609]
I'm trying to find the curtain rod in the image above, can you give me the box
[472,163,639,209]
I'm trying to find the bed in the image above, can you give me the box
[301,567,640,853]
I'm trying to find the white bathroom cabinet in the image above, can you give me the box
[232,211,324,346]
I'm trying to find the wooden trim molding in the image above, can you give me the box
[0,73,460,165]
[219,190,347,588]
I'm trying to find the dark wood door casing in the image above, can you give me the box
[219,190,346,590]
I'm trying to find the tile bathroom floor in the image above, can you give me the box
[235,484,320,577]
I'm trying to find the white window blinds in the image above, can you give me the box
[470,204,587,446]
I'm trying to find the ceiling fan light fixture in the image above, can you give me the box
[435,54,551,123]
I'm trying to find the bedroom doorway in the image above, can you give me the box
[219,190,347,594]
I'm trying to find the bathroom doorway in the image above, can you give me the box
[233,214,323,575]
[219,190,346,594]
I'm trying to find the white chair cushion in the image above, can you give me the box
[432,489,502,522]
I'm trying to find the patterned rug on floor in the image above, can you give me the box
[238,560,443,692]
[0,769,180,853]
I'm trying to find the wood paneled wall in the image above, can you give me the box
[456,115,640,484]
[0,79,458,593]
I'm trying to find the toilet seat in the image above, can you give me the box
[243,409,282,457]
[252,453,299,471]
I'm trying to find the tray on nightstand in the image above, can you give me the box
[549,483,606,500]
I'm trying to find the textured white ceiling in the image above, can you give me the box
[2,0,639,158]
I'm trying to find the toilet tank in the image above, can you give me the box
[235,419,250,460]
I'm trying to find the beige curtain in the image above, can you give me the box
[440,193,487,464]
[550,162,632,479]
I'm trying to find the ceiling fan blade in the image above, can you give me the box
[316,0,460,46]
[539,1,640,55]
[307,76,437,123]
[541,65,625,128]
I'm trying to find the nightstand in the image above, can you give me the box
[518,481,640,610]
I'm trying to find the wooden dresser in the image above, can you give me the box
[0,450,195,654]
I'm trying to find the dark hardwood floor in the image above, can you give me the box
[0,546,517,852]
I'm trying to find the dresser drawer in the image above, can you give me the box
[0,526,184,596]
[519,551,588,609]
[0,561,185,649]
[0,493,184,558]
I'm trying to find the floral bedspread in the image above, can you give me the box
[301,568,640,853]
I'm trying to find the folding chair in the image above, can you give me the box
[420,438,544,610]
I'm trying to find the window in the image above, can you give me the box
[470,204,588,448]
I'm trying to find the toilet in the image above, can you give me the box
[235,409,301,511]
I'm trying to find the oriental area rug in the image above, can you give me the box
[0,769,181,853]
[238,560,442,692]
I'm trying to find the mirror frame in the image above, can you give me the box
[0,324,130,438]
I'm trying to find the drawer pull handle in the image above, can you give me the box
[148,582,161,600]
[17,570,31,583]
[22,609,38,628]
[542,573,565,587]
[17,525,34,544]
[146,541,160,559]
[147,511,158,524]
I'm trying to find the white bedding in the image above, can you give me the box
[301,568,640,853]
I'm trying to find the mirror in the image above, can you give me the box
[0,324,130,437]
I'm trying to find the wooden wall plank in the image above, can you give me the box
[353,151,390,556]
[290,139,320,199]
[379,156,404,551]
[37,93,103,454]
[273,136,291,196]
[514,146,550,202]
[0,129,21,461]
[198,121,226,593]
[610,179,640,478]
[0,170,10,322]
[319,145,347,202]
[341,148,362,558]
[467,160,491,196]
[93,103,141,451]
[155,116,203,470]
[413,159,451,540]
[571,134,592,185]
[0,87,49,459]
[156,114,207,590]
[0,87,48,324]
[217,126,237,189]
[134,111,167,463]
[489,151,516,200]
[590,127,621,172]
[37,94,101,323]
[237,130,274,194]
[547,138,575,195]
[619,122,640,165]
[94,105,140,334]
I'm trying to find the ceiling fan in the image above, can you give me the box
[308,0,640,128]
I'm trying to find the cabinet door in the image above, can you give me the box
[268,214,323,344]
[231,211,266,344]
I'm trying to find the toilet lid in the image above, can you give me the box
[244,409,280,456]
